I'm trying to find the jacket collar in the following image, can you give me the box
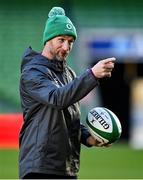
[21,47,67,72]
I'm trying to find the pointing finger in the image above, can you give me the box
[103,57,116,64]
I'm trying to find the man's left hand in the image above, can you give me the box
[87,135,112,147]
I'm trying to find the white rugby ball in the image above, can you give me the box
[86,107,122,144]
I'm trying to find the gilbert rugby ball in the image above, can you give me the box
[86,107,122,144]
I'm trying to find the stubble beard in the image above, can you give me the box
[52,51,68,62]
[48,44,68,61]
[56,54,67,62]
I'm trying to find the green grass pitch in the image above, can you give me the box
[0,143,143,179]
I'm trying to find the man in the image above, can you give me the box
[19,7,115,179]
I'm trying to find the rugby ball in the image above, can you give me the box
[86,107,122,144]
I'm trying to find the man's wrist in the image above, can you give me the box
[88,68,99,82]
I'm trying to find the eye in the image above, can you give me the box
[58,38,65,43]
[69,40,74,45]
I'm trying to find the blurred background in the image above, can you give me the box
[0,0,143,178]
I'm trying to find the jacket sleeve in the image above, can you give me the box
[21,67,99,109]
[80,123,92,147]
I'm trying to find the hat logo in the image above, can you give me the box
[66,23,72,30]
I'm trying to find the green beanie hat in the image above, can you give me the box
[43,7,77,45]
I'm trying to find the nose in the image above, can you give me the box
[62,41,70,51]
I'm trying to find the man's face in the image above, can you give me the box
[46,35,74,61]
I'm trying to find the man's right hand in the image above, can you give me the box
[91,57,116,78]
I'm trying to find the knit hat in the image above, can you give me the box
[43,7,77,45]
